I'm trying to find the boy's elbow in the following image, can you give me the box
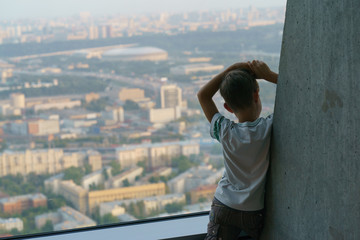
[197,90,204,101]
[197,89,213,105]
[197,89,209,99]
[197,91,208,105]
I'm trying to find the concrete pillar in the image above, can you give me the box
[263,0,360,239]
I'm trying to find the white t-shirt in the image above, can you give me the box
[210,113,273,211]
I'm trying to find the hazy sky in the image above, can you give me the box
[1,0,286,20]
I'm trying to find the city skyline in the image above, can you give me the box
[1,0,287,20]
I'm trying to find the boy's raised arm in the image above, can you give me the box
[248,60,278,84]
[197,62,250,122]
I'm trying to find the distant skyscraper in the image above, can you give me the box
[89,25,99,40]
[101,25,112,38]
[160,84,182,109]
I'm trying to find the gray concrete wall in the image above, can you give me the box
[263,0,360,239]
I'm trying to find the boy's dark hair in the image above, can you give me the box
[220,69,258,112]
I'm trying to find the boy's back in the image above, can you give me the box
[210,112,273,211]
[197,60,278,240]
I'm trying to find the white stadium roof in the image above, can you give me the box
[103,46,167,56]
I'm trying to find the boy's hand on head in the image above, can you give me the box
[227,62,252,73]
[248,60,278,84]
[248,60,271,79]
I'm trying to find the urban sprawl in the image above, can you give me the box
[0,6,284,237]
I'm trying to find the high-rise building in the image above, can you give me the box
[160,85,182,109]
[101,25,112,38]
[89,25,99,40]
[10,93,25,109]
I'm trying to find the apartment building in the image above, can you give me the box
[118,88,145,102]
[101,107,124,125]
[106,167,143,188]
[99,202,126,217]
[0,218,23,232]
[85,92,100,103]
[35,206,96,231]
[116,146,148,169]
[47,177,166,214]
[88,183,166,213]
[0,193,47,214]
[138,167,172,183]
[33,100,81,112]
[189,184,217,204]
[116,141,200,170]
[57,181,88,214]
[142,193,186,215]
[7,119,60,136]
[28,119,60,136]
[86,150,102,172]
[44,173,64,195]
[0,149,85,177]
[168,166,223,194]
[0,93,26,117]
[100,193,185,216]
[148,107,181,124]
[81,166,111,190]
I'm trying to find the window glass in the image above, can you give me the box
[0,0,285,237]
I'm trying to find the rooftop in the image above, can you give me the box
[116,140,199,151]
[0,193,47,204]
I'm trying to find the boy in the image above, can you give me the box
[197,60,278,240]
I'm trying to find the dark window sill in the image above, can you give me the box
[4,211,209,240]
